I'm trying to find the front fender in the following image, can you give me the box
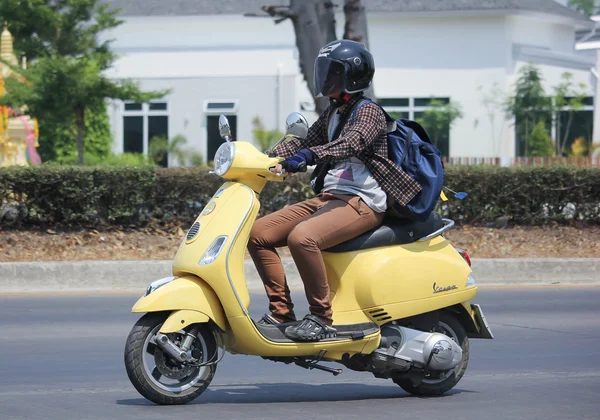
[160,310,210,333]
[132,276,227,331]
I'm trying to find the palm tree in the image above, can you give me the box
[149,134,188,167]
[252,117,283,152]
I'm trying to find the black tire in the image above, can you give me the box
[124,312,217,405]
[394,311,469,396]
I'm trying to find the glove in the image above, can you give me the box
[281,149,315,173]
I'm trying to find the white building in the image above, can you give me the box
[576,16,600,155]
[103,0,594,164]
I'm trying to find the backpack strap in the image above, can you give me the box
[400,119,433,144]
[349,98,373,126]
[350,99,399,133]
[354,99,434,145]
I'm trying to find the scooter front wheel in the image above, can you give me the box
[124,312,217,405]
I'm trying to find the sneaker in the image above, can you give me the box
[284,314,337,341]
[257,314,297,326]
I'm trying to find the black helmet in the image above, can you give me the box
[314,39,375,97]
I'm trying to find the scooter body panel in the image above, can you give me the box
[132,276,227,331]
[323,238,476,325]
[172,181,259,318]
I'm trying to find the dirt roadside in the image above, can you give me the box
[1,225,599,262]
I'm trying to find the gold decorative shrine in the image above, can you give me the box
[0,25,40,167]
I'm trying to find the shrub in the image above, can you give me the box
[38,104,112,164]
[0,165,598,228]
[51,152,151,167]
[441,166,600,224]
[252,117,284,152]
[527,121,554,157]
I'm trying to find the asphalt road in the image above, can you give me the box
[0,288,599,420]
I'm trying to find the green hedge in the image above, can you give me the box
[440,166,600,225]
[0,165,598,228]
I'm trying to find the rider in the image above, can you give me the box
[248,40,421,342]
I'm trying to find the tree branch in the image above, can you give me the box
[261,5,296,23]
[64,120,76,138]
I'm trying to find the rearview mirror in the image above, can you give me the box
[218,114,232,142]
[285,113,308,139]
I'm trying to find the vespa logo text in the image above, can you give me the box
[433,282,458,294]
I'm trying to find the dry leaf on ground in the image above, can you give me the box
[1,225,599,262]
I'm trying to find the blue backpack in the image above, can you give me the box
[352,99,444,222]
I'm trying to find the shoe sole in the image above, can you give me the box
[284,331,337,342]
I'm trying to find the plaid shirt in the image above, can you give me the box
[273,95,421,207]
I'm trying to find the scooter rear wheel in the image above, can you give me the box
[393,311,469,396]
[124,312,217,405]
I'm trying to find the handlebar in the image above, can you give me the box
[269,162,307,176]
[269,165,286,177]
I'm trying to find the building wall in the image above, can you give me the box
[108,74,298,162]
[104,15,297,52]
[105,15,303,161]
[507,15,576,51]
[105,12,593,160]
[369,16,508,156]
[369,16,507,69]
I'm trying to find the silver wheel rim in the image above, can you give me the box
[422,321,465,385]
[141,324,212,393]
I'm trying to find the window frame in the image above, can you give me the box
[379,97,452,156]
[122,101,169,156]
[514,96,594,157]
[378,97,451,120]
[203,100,239,115]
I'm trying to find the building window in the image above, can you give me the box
[557,97,594,156]
[123,116,143,153]
[122,102,169,165]
[379,97,451,157]
[515,97,594,157]
[149,102,167,111]
[379,98,409,108]
[204,100,239,162]
[204,100,239,113]
[414,97,450,107]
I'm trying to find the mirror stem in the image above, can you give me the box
[271,135,287,150]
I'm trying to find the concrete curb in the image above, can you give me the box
[0,258,599,294]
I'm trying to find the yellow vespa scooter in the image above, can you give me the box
[124,113,493,405]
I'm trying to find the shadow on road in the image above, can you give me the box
[117,382,472,405]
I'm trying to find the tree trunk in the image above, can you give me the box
[554,112,560,156]
[343,0,375,100]
[560,111,574,156]
[263,1,337,115]
[318,1,337,45]
[75,104,85,165]
[290,0,337,114]
[524,117,529,157]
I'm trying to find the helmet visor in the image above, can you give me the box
[314,58,347,97]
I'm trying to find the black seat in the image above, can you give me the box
[325,212,444,253]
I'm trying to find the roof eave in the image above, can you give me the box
[514,10,594,29]
[368,9,593,28]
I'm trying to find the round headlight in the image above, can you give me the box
[213,142,236,176]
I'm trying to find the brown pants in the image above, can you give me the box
[248,193,384,325]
